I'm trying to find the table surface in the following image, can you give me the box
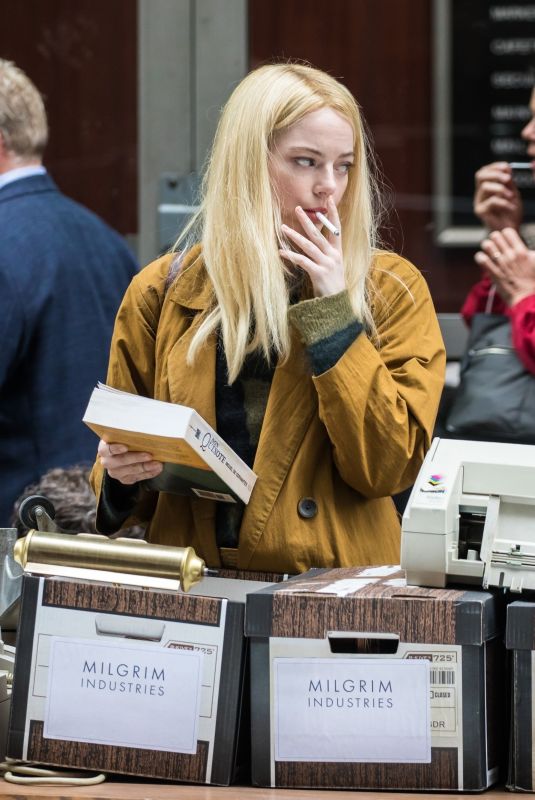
[0,779,515,800]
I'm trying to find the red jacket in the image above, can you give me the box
[461,275,535,374]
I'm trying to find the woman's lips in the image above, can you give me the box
[303,208,327,221]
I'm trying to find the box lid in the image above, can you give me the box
[27,573,235,625]
[506,600,535,650]
[245,566,501,646]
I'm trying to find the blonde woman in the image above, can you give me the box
[92,63,445,573]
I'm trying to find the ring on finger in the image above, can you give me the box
[491,250,501,261]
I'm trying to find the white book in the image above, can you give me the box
[83,383,257,504]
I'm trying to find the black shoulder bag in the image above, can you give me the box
[445,311,535,444]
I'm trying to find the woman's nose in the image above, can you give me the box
[314,168,336,195]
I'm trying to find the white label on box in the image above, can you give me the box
[358,565,402,578]
[404,647,462,741]
[44,637,203,752]
[316,578,379,596]
[273,657,431,763]
[166,640,219,718]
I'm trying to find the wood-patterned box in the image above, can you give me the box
[246,566,504,792]
[7,574,260,785]
[505,600,535,792]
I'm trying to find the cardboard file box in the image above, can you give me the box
[505,600,535,792]
[8,574,268,785]
[246,566,504,791]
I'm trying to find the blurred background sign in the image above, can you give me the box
[434,0,535,246]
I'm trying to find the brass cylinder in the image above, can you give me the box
[13,530,206,593]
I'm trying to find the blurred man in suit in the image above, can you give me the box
[0,59,138,525]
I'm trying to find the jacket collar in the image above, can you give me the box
[167,245,213,311]
[0,172,59,203]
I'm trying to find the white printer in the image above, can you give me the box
[401,437,535,592]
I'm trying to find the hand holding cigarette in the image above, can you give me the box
[278,196,346,297]
[315,211,340,236]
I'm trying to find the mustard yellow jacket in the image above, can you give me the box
[91,249,445,573]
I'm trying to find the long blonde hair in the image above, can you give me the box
[178,63,383,383]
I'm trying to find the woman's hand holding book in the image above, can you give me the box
[97,439,163,485]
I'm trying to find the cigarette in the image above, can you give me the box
[316,211,340,236]
[508,162,532,169]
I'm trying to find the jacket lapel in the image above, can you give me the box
[163,255,316,569]
[165,250,217,427]
[164,255,220,565]
[239,327,316,567]
[166,326,217,428]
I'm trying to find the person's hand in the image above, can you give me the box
[474,161,523,232]
[278,196,346,297]
[97,439,163,485]
[475,228,535,306]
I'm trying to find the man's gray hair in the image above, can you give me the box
[0,59,48,158]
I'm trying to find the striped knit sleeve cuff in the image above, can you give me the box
[288,290,363,374]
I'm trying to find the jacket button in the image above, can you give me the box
[297,497,318,519]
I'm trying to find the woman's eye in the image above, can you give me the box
[294,157,315,167]
[337,162,353,174]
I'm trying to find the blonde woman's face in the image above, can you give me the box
[269,107,354,230]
